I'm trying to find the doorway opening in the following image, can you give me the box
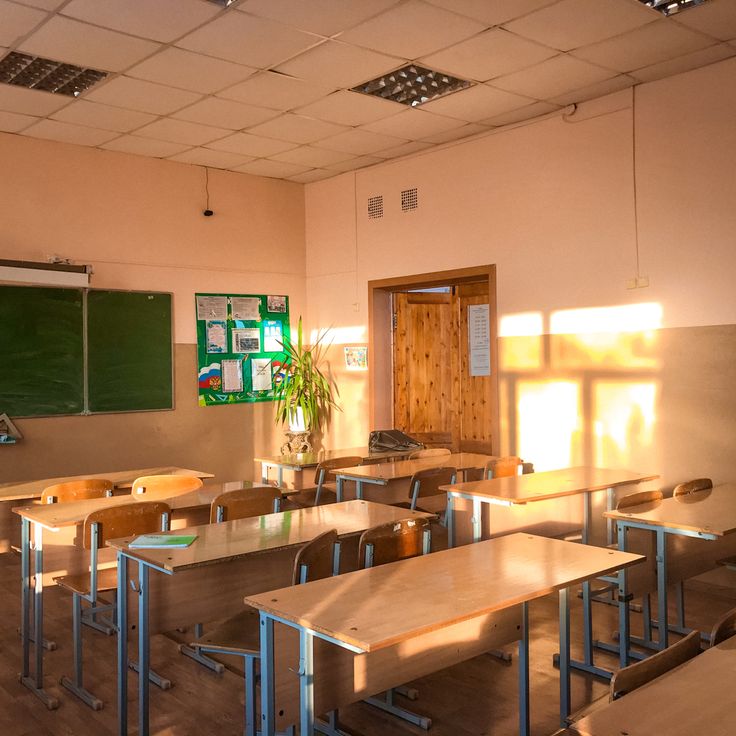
[368,265,498,454]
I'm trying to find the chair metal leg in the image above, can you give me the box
[128,659,172,690]
[245,654,256,736]
[364,689,431,730]
[180,623,225,673]
[394,684,418,701]
[61,593,103,710]
[314,710,351,736]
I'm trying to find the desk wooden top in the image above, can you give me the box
[0,466,215,502]
[108,500,433,573]
[13,480,272,531]
[604,483,736,537]
[334,453,494,483]
[245,533,643,653]
[254,447,415,470]
[572,636,736,736]
[441,467,658,504]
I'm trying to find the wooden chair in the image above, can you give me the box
[284,455,363,508]
[710,606,736,646]
[408,447,451,459]
[191,529,340,736]
[359,516,432,729]
[609,628,701,700]
[131,474,203,499]
[209,486,281,523]
[54,501,171,710]
[40,478,113,504]
[484,456,524,479]
[395,466,457,518]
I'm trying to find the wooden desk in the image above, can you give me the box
[441,467,658,681]
[245,533,644,736]
[334,452,494,503]
[254,446,416,487]
[572,636,736,736]
[605,484,736,664]
[109,500,434,736]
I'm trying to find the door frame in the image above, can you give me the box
[368,264,499,454]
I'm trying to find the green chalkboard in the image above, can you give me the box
[0,285,84,416]
[87,290,173,413]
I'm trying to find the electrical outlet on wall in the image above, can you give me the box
[626,276,650,289]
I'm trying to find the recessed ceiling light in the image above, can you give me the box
[352,64,473,108]
[206,0,238,7]
[638,0,710,15]
[0,51,107,97]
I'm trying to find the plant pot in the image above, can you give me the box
[288,406,307,433]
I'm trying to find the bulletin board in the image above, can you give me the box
[195,293,290,407]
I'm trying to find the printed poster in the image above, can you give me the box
[206,320,227,354]
[263,320,283,352]
[251,357,272,391]
[231,296,260,321]
[468,303,491,377]
[232,328,260,353]
[267,295,287,313]
[197,295,227,320]
[344,346,368,370]
[222,358,243,393]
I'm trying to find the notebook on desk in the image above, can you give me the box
[129,534,197,549]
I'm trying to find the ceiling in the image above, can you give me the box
[1,0,735,183]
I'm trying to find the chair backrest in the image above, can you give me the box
[292,529,339,585]
[609,628,701,700]
[83,501,171,549]
[408,466,457,508]
[358,517,432,569]
[710,606,736,647]
[210,486,281,523]
[131,474,203,500]
[616,489,663,511]
[313,456,363,486]
[41,478,114,504]
[485,456,523,479]
[408,448,451,459]
[521,462,534,475]
[673,478,713,497]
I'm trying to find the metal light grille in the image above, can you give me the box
[401,188,418,212]
[367,195,384,220]
[207,0,238,6]
[352,64,472,108]
[0,51,107,96]
[638,0,710,15]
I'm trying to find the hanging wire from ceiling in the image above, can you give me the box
[631,85,641,280]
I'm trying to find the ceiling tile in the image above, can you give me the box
[550,73,636,105]
[424,0,558,26]
[127,48,254,95]
[271,145,353,167]
[324,155,383,172]
[177,11,320,69]
[23,118,118,146]
[363,108,464,138]
[0,83,69,115]
[289,168,335,183]
[234,158,311,179]
[491,54,614,99]
[85,76,202,115]
[482,100,559,126]
[239,0,399,36]
[421,28,557,82]
[339,0,485,60]
[419,121,489,143]
[167,147,254,169]
[246,113,347,144]
[60,0,220,44]
[19,16,160,72]
[0,0,46,46]
[420,83,533,121]
[375,139,434,158]
[101,135,191,157]
[51,99,156,132]
[0,109,38,132]
[217,71,335,111]
[673,0,736,41]
[275,41,403,89]
[314,128,407,155]
[135,118,231,146]
[295,90,400,126]
[207,132,297,157]
[173,97,277,129]
[572,19,715,73]
[631,42,735,82]
[503,0,654,52]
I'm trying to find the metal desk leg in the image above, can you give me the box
[260,613,276,736]
[21,518,30,682]
[278,466,284,487]
[606,487,615,546]
[356,481,363,500]
[261,462,269,484]
[518,602,530,736]
[117,552,129,736]
[618,522,631,668]
[336,476,343,503]
[299,628,315,736]
[138,563,150,736]
[581,492,593,666]
[446,494,456,548]
[471,498,482,544]
[559,587,571,727]
[656,528,668,650]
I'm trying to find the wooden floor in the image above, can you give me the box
[1,550,734,736]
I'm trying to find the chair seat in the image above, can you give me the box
[54,567,118,596]
[191,607,260,656]
[281,486,338,509]
[718,555,736,570]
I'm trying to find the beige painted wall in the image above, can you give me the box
[1,134,305,483]
[305,57,736,488]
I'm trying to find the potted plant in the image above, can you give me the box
[273,317,339,453]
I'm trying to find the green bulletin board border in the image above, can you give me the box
[195,293,290,407]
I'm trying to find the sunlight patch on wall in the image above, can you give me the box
[309,325,367,345]
[550,303,662,334]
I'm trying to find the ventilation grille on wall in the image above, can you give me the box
[638,0,709,15]
[401,188,418,212]
[367,195,384,220]
[0,51,107,96]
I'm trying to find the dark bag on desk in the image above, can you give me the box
[368,429,423,453]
